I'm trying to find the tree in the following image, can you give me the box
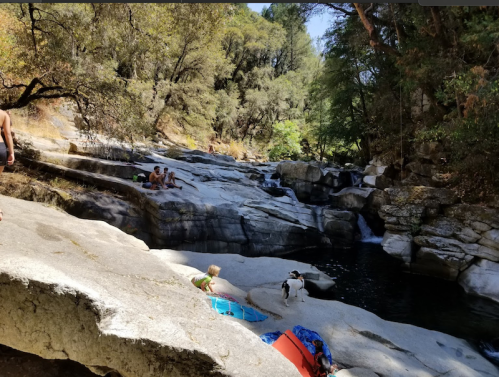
[269,120,302,161]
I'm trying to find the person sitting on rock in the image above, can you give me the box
[166,171,182,189]
[191,265,221,293]
[161,167,169,186]
[143,166,167,190]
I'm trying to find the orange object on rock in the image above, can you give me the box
[272,330,315,377]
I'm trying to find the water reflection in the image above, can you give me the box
[283,242,499,346]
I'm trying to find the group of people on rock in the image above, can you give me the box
[0,110,15,222]
[143,165,182,191]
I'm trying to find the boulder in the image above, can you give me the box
[381,232,413,262]
[444,204,499,229]
[414,236,499,262]
[284,181,331,203]
[380,204,425,220]
[479,229,499,251]
[276,161,323,183]
[401,172,433,187]
[421,217,481,243]
[363,165,378,176]
[417,142,447,164]
[363,175,392,190]
[386,186,458,207]
[0,196,299,377]
[368,156,386,167]
[323,210,357,249]
[330,187,376,212]
[321,170,350,189]
[411,247,474,280]
[459,259,499,304]
[366,188,389,209]
[470,221,492,233]
[405,162,437,178]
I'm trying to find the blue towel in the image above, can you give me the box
[260,331,283,345]
[210,297,267,322]
[292,325,334,364]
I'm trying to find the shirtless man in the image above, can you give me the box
[148,165,167,190]
[0,110,15,221]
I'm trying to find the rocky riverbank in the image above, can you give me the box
[374,186,499,304]
[1,196,497,377]
[3,133,360,256]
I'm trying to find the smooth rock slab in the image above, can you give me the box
[459,259,499,304]
[336,368,379,377]
[0,196,299,377]
[247,288,499,377]
[151,249,334,293]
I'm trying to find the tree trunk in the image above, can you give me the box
[353,3,401,57]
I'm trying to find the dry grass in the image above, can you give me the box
[227,140,246,159]
[49,177,82,191]
[9,104,64,140]
[0,169,35,199]
[0,165,100,198]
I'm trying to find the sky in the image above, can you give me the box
[247,3,332,45]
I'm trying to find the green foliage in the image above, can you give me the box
[269,120,302,161]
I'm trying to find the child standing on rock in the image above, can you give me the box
[191,265,221,293]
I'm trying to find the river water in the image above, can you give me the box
[283,242,499,347]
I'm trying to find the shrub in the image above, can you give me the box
[228,140,245,159]
[185,135,196,150]
[165,145,182,159]
[269,120,302,161]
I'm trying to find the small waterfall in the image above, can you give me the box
[262,173,280,188]
[349,171,363,187]
[281,187,299,203]
[261,173,298,203]
[357,214,383,243]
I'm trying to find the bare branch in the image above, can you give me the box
[323,4,356,16]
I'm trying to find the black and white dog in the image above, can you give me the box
[282,270,305,307]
